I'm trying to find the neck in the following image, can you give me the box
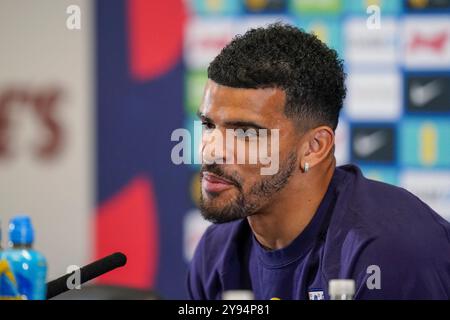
[248,157,335,250]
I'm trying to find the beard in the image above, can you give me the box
[199,151,297,224]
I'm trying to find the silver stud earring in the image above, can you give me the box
[304,162,310,173]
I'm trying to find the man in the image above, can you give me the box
[187,23,450,300]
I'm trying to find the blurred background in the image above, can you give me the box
[0,0,449,299]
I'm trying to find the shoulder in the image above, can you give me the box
[339,164,429,211]
[335,164,450,240]
[349,232,450,299]
[327,165,450,298]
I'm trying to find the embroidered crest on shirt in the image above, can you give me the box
[308,290,324,300]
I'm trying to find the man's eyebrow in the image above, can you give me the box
[223,120,267,130]
[196,111,267,130]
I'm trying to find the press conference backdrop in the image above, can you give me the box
[0,0,449,299]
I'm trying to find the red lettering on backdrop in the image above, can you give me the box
[410,31,449,53]
[0,87,63,160]
[95,176,159,289]
[127,0,187,81]
[94,0,186,289]
[32,88,63,158]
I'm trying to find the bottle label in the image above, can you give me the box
[0,259,22,300]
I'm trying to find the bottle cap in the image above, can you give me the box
[9,215,34,245]
[328,279,355,297]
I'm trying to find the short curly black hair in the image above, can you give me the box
[208,23,346,131]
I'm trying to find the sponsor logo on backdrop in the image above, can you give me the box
[410,31,448,53]
[351,126,396,164]
[184,17,234,69]
[401,171,450,220]
[403,17,450,69]
[406,74,450,113]
[406,0,450,11]
[189,0,242,15]
[244,0,286,13]
[344,17,398,66]
[400,119,450,167]
[346,71,402,120]
[289,0,341,14]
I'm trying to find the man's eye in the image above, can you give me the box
[202,122,215,130]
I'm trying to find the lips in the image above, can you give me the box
[201,172,235,194]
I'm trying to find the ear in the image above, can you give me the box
[298,126,334,172]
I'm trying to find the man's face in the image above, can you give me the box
[198,80,301,223]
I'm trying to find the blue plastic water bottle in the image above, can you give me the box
[2,216,47,300]
[0,219,21,299]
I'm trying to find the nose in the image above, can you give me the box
[201,128,228,164]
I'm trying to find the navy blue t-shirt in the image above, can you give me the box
[187,165,450,300]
